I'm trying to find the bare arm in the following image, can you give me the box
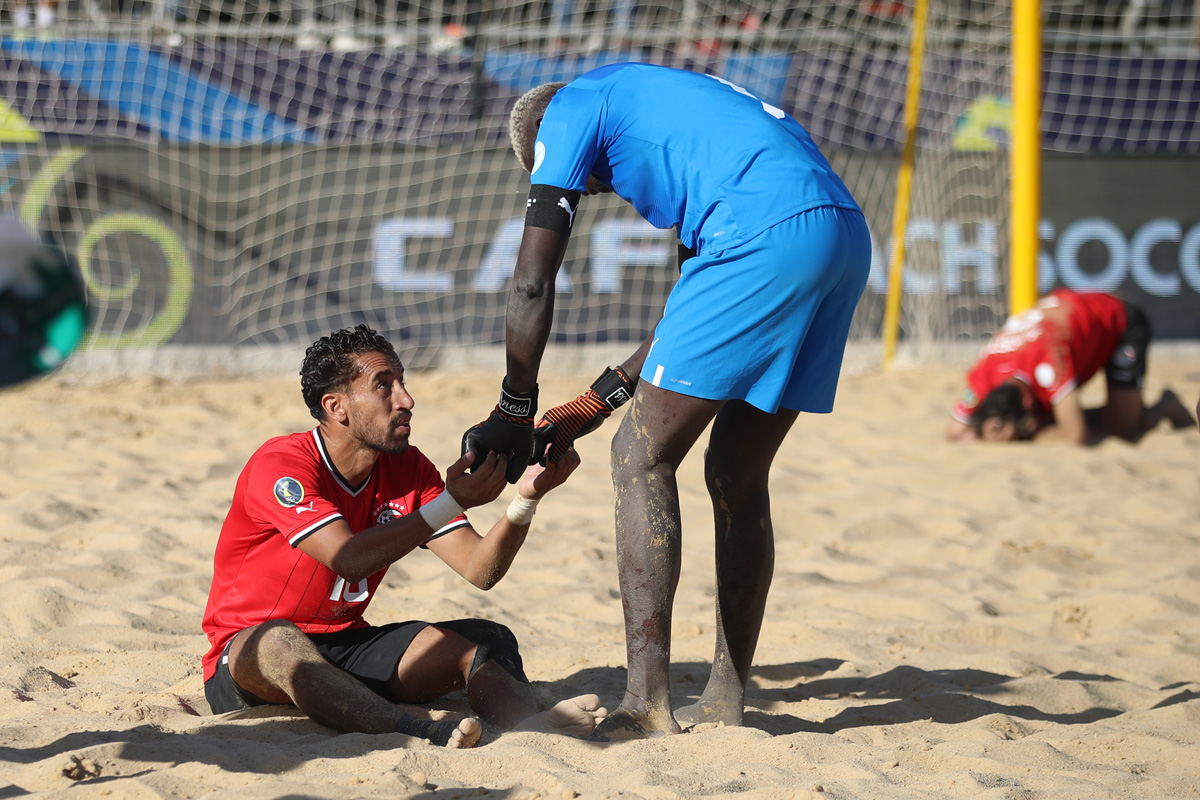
[427,450,581,589]
[296,451,508,583]
[510,229,682,396]
[1037,389,1088,445]
[615,334,654,389]
[506,225,571,393]
[605,240,690,386]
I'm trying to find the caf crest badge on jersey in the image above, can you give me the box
[273,477,306,507]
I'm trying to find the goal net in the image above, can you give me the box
[1,1,1196,371]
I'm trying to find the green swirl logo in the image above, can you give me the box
[21,147,195,349]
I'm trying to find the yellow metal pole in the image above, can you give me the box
[1010,0,1041,315]
[882,0,929,370]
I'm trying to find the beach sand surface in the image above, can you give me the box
[1,358,1198,799]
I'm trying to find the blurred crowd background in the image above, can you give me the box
[4,1,1198,57]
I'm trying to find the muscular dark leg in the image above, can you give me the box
[227,620,481,748]
[676,401,797,728]
[591,384,723,741]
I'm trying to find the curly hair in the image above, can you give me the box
[299,324,398,421]
[969,382,1029,438]
[509,82,566,171]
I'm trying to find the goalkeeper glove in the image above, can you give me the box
[532,365,635,464]
[462,379,538,484]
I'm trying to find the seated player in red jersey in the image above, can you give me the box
[946,289,1195,445]
[201,325,606,749]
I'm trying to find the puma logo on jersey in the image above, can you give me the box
[557,197,577,227]
[293,501,316,515]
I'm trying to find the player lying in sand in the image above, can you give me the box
[946,289,1195,445]
[200,324,606,748]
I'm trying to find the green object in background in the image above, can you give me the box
[0,217,89,389]
[33,302,87,372]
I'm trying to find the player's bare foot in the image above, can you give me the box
[587,705,681,742]
[398,716,482,748]
[674,695,743,728]
[513,694,608,737]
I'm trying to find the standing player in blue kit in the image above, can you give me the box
[463,63,872,739]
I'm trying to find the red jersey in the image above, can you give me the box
[952,290,1127,423]
[201,429,468,681]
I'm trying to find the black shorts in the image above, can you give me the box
[1106,300,1151,390]
[204,618,527,715]
[204,620,431,715]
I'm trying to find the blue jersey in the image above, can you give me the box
[530,62,861,253]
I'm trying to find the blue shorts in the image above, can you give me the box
[641,205,870,413]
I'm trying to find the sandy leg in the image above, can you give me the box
[674,694,742,728]
[587,699,681,742]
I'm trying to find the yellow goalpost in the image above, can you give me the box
[882,0,1042,370]
[880,0,929,370]
[1010,0,1042,317]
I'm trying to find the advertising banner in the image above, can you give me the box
[3,145,1196,357]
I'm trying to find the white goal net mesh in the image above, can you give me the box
[1,1,1197,369]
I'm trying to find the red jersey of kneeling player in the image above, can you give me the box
[952,289,1127,425]
[200,429,468,682]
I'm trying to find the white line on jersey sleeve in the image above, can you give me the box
[288,513,344,547]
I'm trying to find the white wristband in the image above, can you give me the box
[419,492,465,531]
[505,495,539,526]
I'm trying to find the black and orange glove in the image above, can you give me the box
[461,379,538,483]
[531,366,635,464]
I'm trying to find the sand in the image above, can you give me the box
[1,356,1198,799]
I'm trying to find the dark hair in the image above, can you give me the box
[969,382,1028,437]
[300,324,398,421]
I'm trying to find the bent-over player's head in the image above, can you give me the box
[969,381,1036,442]
[300,324,398,421]
[509,82,566,172]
